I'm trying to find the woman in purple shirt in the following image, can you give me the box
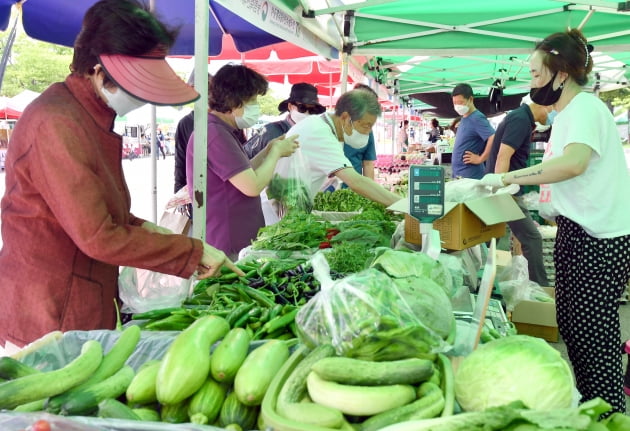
[186,64,298,259]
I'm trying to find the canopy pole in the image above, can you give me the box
[192,0,210,242]
[149,0,158,223]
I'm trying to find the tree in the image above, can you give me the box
[1,32,73,97]
[599,88,630,143]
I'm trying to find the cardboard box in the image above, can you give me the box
[510,287,558,342]
[400,193,524,251]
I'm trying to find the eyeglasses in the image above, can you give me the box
[295,104,325,115]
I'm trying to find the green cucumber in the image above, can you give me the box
[187,377,227,425]
[277,344,335,409]
[0,356,40,380]
[97,398,141,420]
[311,356,434,386]
[360,381,445,431]
[210,327,251,383]
[156,315,230,405]
[161,399,190,423]
[218,391,259,430]
[46,325,140,413]
[0,340,103,410]
[60,364,135,415]
[125,360,161,405]
[234,340,289,406]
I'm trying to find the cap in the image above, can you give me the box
[277,82,325,113]
[99,46,200,106]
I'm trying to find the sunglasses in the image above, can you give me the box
[295,103,325,115]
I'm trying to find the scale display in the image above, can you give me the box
[408,165,445,223]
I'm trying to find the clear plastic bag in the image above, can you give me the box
[267,148,313,217]
[118,267,193,314]
[497,255,554,311]
[295,252,452,359]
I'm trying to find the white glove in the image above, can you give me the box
[479,173,506,189]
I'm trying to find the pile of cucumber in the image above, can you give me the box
[0,318,293,430]
[262,345,454,431]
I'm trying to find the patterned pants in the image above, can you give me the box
[554,216,630,413]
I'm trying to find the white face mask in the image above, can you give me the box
[289,107,310,123]
[235,102,261,129]
[343,120,370,149]
[453,104,470,116]
[101,86,146,117]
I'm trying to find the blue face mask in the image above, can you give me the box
[546,110,557,125]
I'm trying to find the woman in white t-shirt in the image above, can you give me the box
[481,29,630,415]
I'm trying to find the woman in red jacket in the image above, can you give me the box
[0,0,242,349]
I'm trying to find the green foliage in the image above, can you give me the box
[1,32,73,96]
[258,91,284,116]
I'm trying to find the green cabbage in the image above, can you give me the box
[454,335,575,412]
[370,249,454,297]
[392,276,454,339]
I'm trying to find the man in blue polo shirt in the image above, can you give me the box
[451,83,495,179]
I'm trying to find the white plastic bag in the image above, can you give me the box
[118,267,193,314]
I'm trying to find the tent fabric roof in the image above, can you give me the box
[0,0,284,56]
[262,0,630,109]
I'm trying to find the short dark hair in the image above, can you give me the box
[452,83,473,99]
[353,83,378,97]
[335,89,381,120]
[72,0,178,77]
[209,64,268,113]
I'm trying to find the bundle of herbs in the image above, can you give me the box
[252,211,331,251]
[267,174,313,213]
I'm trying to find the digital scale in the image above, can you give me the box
[408,165,445,258]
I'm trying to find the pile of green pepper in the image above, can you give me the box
[132,258,328,340]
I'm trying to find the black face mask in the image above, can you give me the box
[530,72,563,106]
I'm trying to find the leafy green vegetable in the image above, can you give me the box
[392,276,454,339]
[267,174,312,213]
[252,211,329,251]
[370,249,454,297]
[454,335,575,412]
[324,242,374,275]
[379,398,616,431]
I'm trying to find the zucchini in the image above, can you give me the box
[360,382,445,431]
[0,340,103,410]
[187,377,227,425]
[60,364,135,416]
[280,402,345,428]
[46,325,140,413]
[156,315,230,405]
[218,391,259,431]
[0,356,40,380]
[161,399,190,423]
[277,344,335,409]
[125,360,161,405]
[234,340,289,406]
[210,327,251,383]
[13,398,47,412]
[132,407,161,421]
[311,357,434,386]
[438,353,455,417]
[97,398,141,420]
[306,371,416,416]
